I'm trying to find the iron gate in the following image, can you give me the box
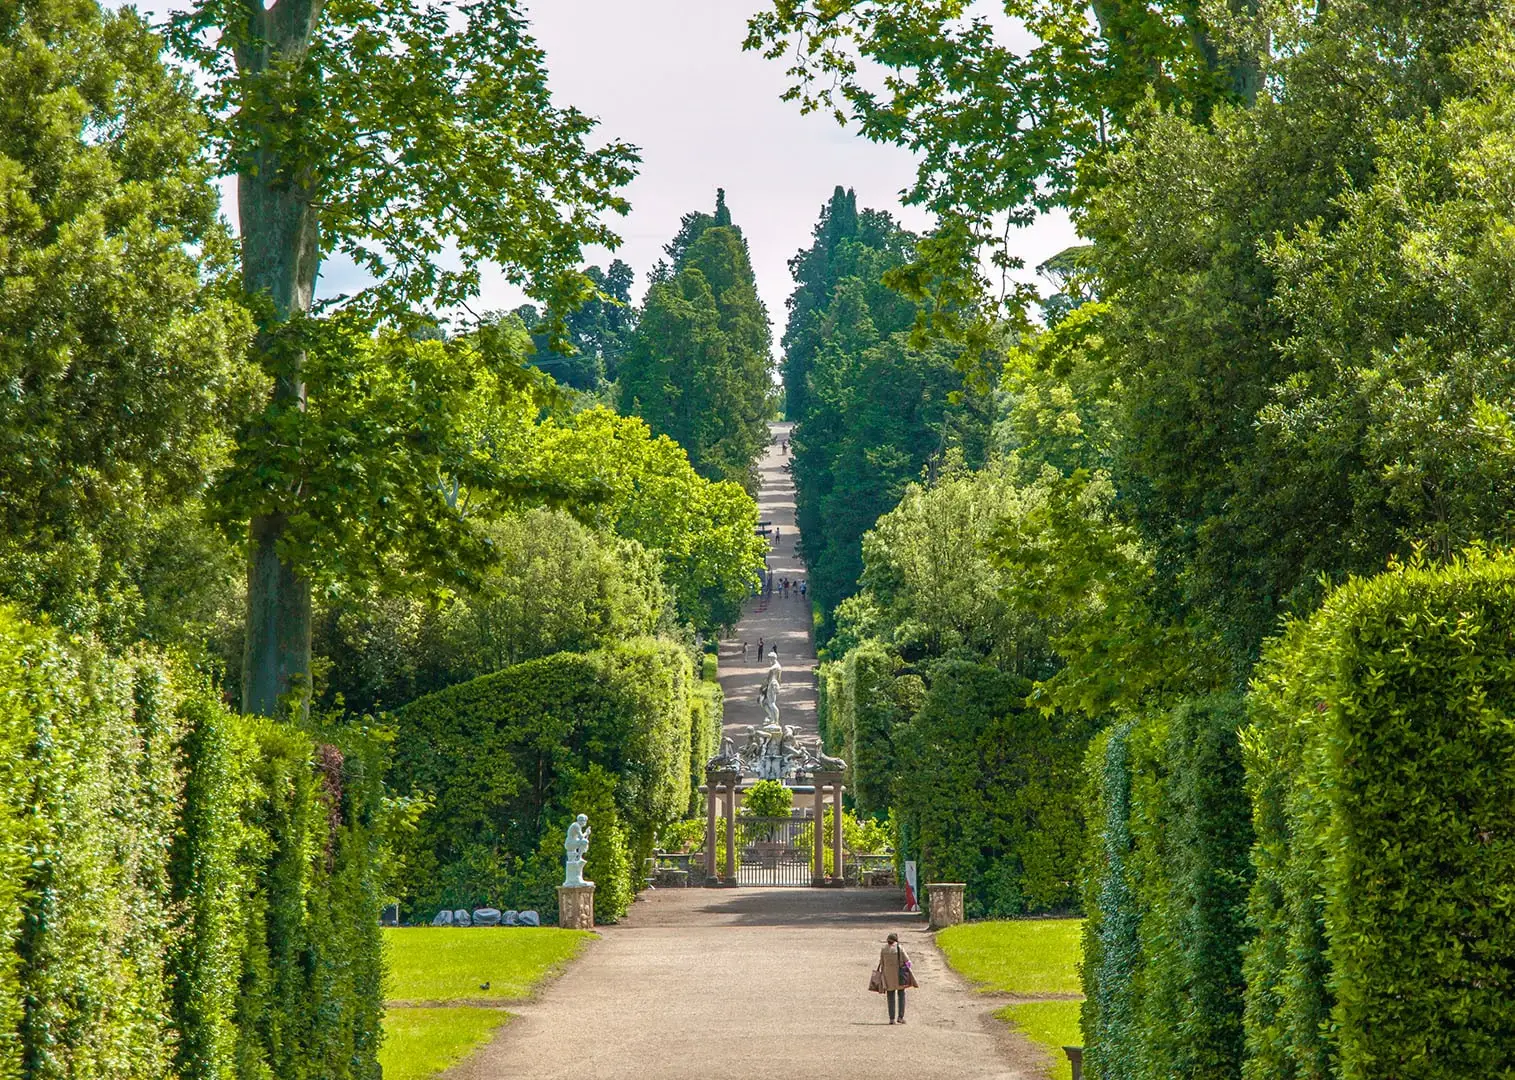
[736,816,814,886]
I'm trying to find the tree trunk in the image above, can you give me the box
[235,0,324,717]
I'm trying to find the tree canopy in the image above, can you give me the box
[617,190,774,489]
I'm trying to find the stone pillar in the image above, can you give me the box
[927,882,966,929]
[832,782,845,885]
[812,781,826,886]
[723,781,737,886]
[557,885,595,930]
[704,782,718,884]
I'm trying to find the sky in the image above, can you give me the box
[156,0,1081,329]
[501,0,1080,321]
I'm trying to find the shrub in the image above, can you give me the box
[893,660,1091,917]
[391,637,696,923]
[741,780,793,818]
[1244,552,1515,1080]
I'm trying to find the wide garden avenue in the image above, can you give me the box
[2,2,1511,1079]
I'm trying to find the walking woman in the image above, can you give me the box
[876,932,915,1024]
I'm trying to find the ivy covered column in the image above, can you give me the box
[832,782,845,884]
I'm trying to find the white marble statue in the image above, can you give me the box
[563,814,593,888]
[759,649,782,727]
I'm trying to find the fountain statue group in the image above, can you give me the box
[706,649,846,780]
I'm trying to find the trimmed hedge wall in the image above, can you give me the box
[1080,696,1253,1080]
[893,660,1090,917]
[0,607,385,1080]
[1244,553,1515,1080]
[391,636,696,924]
[818,644,927,815]
[688,678,723,815]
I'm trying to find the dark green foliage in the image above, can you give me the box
[391,638,697,923]
[512,259,637,389]
[893,660,1088,917]
[825,643,910,814]
[1081,723,1140,1080]
[618,192,773,489]
[1081,697,1253,1080]
[1244,552,1515,1080]
[314,508,670,715]
[784,195,991,631]
[0,607,385,1080]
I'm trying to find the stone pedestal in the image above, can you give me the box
[557,885,595,930]
[927,882,965,929]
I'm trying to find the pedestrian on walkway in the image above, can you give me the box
[758,637,764,657]
[875,933,916,1025]
[800,580,807,599]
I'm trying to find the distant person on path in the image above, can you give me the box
[758,637,764,657]
[876,933,915,1025]
[800,581,807,599]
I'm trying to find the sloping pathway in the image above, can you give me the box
[718,421,818,742]
[447,426,1043,1080]
[447,889,1043,1080]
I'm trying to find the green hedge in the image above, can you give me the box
[688,678,723,815]
[0,607,385,1080]
[1081,696,1253,1080]
[391,637,696,924]
[1081,721,1140,1080]
[819,644,927,815]
[1244,553,1515,1080]
[893,660,1091,917]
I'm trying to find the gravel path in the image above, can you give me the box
[719,422,818,742]
[447,426,1045,1079]
[446,888,1045,1080]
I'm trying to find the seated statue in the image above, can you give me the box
[563,814,593,888]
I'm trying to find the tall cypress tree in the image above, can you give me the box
[782,192,988,636]
[619,191,773,489]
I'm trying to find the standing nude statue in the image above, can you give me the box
[759,648,782,727]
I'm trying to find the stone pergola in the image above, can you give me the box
[809,770,846,887]
[700,766,847,887]
[703,768,740,886]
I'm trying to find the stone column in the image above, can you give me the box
[557,885,595,930]
[723,781,737,886]
[927,882,966,929]
[812,781,826,886]
[704,781,718,885]
[832,782,845,885]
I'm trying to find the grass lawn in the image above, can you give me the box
[936,919,1084,1079]
[935,919,1083,995]
[382,927,594,1080]
[379,1007,510,1080]
[998,1000,1083,1080]
[384,926,593,1003]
